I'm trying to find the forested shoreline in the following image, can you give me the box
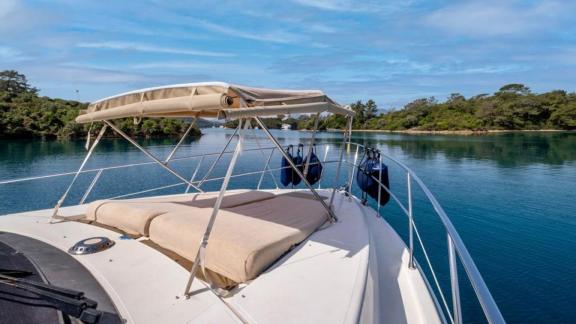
[319,84,576,132]
[2,70,575,140]
[0,71,201,139]
[228,84,576,132]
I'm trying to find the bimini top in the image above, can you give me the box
[75,82,354,123]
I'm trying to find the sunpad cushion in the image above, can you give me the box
[85,190,275,236]
[148,195,328,283]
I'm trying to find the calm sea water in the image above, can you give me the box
[1,129,575,323]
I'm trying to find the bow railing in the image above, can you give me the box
[0,140,504,324]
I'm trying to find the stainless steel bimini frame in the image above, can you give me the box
[184,119,249,295]
[48,114,349,297]
[184,116,343,295]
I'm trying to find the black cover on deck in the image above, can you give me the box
[0,240,61,323]
[0,232,123,324]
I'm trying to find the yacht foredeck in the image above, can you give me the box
[0,189,440,324]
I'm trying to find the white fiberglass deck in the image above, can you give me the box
[0,189,441,324]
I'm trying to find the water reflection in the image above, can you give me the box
[347,132,576,167]
[1,131,575,174]
[0,137,204,165]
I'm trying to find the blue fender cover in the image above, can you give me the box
[305,150,323,185]
[367,162,390,205]
[356,153,375,192]
[356,149,390,206]
[280,145,294,187]
[292,144,304,186]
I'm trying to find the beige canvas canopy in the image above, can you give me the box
[75,82,354,123]
[64,82,353,296]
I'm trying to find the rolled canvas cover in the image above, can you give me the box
[75,82,354,123]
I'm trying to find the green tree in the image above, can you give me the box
[496,84,531,96]
[365,100,378,119]
[550,103,576,129]
[0,70,38,97]
[350,100,366,126]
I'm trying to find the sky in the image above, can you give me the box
[1,0,575,108]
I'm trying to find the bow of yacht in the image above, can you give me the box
[0,188,440,324]
[0,82,504,324]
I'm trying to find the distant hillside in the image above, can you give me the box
[320,84,576,132]
[0,70,201,139]
[227,84,576,133]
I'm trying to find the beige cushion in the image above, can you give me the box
[85,190,276,236]
[149,195,328,283]
[180,190,275,209]
[85,200,168,235]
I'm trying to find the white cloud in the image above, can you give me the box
[0,45,31,62]
[308,23,338,34]
[128,61,258,75]
[292,0,411,13]
[190,19,304,44]
[0,0,52,37]
[21,64,151,84]
[240,9,338,34]
[0,0,17,18]
[425,1,566,37]
[75,41,234,57]
[0,46,20,58]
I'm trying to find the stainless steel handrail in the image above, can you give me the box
[0,140,504,323]
[346,142,505,324]
[0,143,342,186]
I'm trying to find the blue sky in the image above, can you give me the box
[1,0,575,108]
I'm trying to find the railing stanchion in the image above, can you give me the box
[407,172,415,269]
[317,145,330,189]
[377,152,382,217]
[79,169,103,205]
[449,235,463,324]
[346,145,359,195]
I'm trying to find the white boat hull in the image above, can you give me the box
[0,189,443,324]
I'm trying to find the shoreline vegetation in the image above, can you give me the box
[0,71,201,140]
[331,128,575,135]
[227,83,576,133]
[2,70,575,140]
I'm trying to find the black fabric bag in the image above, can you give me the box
[291,144,304,186]
[367,156,390,205]
[305,145,323,185]
[280,145,294,187]
[356,148,390,206]
[356,149,376,193]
